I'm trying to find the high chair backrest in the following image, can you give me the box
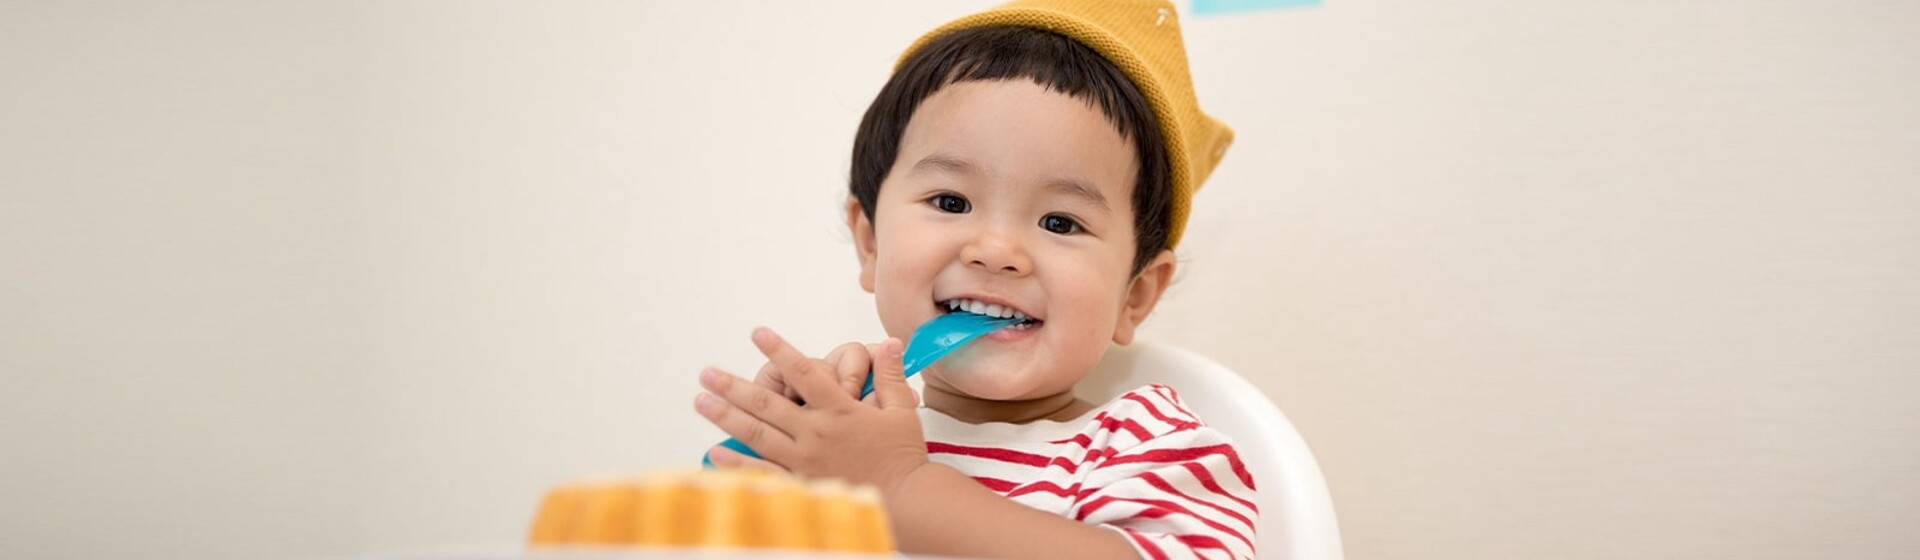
[1080,342,1345,560]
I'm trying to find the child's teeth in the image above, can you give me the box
[943,298,1033,321]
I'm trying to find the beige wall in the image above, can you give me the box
[3,1,1915,559]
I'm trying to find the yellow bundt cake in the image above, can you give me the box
[528,469,895,554]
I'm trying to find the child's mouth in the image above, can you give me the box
[938,298,1040,331]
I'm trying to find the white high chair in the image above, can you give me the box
[1080,342,1345,560]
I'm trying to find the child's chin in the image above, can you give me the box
[930,370,1037,401]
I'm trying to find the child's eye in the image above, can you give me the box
[930,194,970,214]
[1040,214,1081,235]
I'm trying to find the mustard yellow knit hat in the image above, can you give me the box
[899,0,1232,248]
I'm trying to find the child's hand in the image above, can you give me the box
[706,339,884,471]
[750,341,883,406]
[696,327,929,493]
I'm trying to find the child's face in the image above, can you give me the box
[849,79,1172,404]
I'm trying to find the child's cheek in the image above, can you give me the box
[871,282,921,341]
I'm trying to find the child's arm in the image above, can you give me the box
[885,461,1141,559]
[695,328,1141,559]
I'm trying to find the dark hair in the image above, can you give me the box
[849,26,1173,276]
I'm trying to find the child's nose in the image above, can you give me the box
[961,229,1031,275]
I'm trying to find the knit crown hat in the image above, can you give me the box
[899,0,1232,248]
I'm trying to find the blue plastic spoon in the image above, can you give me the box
[702,312,1022,467]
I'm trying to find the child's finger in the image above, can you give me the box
[705,445,790,474]
[751,327,853,407]
[869,337,918,410]
[700,367,805,433]
[694,392,796,460]
[862,342,888,405]
[824,342,872,398]
[749,360,798,402]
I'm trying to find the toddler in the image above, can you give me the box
[695,1,1251,558]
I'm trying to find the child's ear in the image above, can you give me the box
[1112,250,1177,345]
[846,196,878,294]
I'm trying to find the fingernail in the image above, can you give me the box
[752,327,771,344]
[694,392,718,414]
[886,338,904,358]
[699,367,720,387]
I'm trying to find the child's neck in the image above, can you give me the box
[924,388,1097,425]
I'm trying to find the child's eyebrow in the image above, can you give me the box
[1045,178,1110,212]
[910,153,977,177]
[912,153,1110,211]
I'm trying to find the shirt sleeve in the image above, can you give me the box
[1069,423,1259,560]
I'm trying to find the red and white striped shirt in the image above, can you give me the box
[919,384,1258,560]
